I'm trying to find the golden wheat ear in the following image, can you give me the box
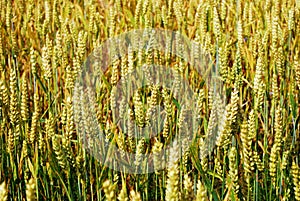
[196,179,208,201]
[103,179,116,201]
[0,181,8,201]
[26,178,36,201]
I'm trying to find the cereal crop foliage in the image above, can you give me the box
[0,0,300,200]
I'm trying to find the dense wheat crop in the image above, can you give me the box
[0,0,300,200]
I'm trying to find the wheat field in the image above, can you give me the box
[0,0,300,200]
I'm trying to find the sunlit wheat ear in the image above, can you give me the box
[116,130,126,158]
[230,87,239,124]
[240,120,253,181]
[214,157,223,177]
[0,181,7,201]
[22,140,29,159]
[162,117,170,139]
[249,33,257,60]
[276,45,284,77]
[228,147,239,198]
[173,63,181,98]
[166,140,180,201]
[200,3,208,44]
[152,139,164,173]
[38,131,45,154]
[219,0,226,22]
[41,36,52,80]
[173,0,183,28]
[269,106,283,183]
[213,5,221,41]
[11,30,17,54]
[183,174,194,200]
[134,138,145,173]
[196,89,205,120]
[52,135,67,170]
[26,0,34,22]
[118,182,128,201]
[252,150,263,171]
[292,161,300,200]
[253,50,265,111]
[76,30,87,65]
[182,138,190,170]
[162,89,173,118]
[108,6,116,37]
[219,43,229,83]
[127,109,135,151]
[166,0,173,20]
[281,150,290,171]
[53,31,62,67]
[103,180,116,201]
[269,145,278,184]
[133,91,145,128]
[111,57,120,86]
[294,54,300,89]
[130,190,142,201]
[232,47,242,88]
[242,2,249,30]
[282,187,291,201]
[0,78,9,108]
[21,77,29,121]
[65,97,74,141]
[289,8,295,31]
[62,99,76,168]
[207,87,213,111]
[0,34,3,65]
[127,45,134,75]
[73,83,83,132]
[45,112,55,142]
[237,20,243,50]
[161,89,172,138]
[216,103,232,148]
[196,180,208,201]
[66,63,76,89]
[29,91,40,144]
[120,54,128,86]
[145,85,159,125]
[142,0,150,16]
[271,73,279,101]
[274,106,283,152]
[7,128,14,154]
[75,146,84,171]
[30,47,37,75]
[26,178,36,201]
[110,86,117,119]
[52,0,59,26]
[9,67,19,125]
[161,5,168,27]
[271,0,279,50]
[43,0,50,26]
[61,42,70,73]
[204,96,218,155]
